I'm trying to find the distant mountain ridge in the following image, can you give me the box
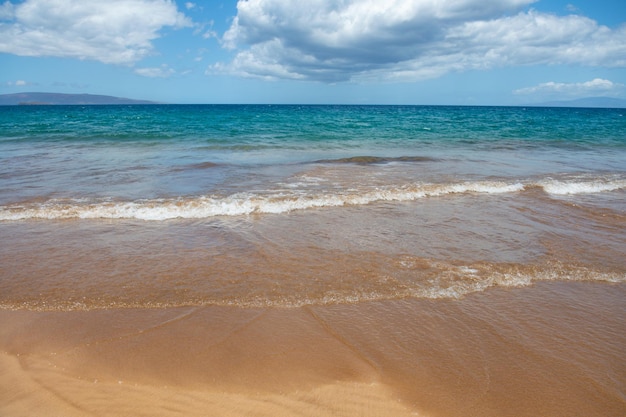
[527,97,626,108]
[0,92,158,105]
[3,92,625,107]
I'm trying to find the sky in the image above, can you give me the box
[1,0,625,105]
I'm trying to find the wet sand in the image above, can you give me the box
[1,281,624,417]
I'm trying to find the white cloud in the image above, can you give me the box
[0,1,15,19]
[203,29,218,39]
[0,0,191,65]
[52,81,89,89]
[6,79,30,86]
[216,0,626,83]
[134,65,176,78]
[514,78,625,97]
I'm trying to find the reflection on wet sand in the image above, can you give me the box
[1,282,624,417]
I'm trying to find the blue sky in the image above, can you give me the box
[1,0,625,104]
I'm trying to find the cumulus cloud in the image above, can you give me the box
[0,0,191,65]
[216,0,626,82]
[514,78,625,97]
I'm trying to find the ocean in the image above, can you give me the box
[1,104,624,309]
[0,104,625,417]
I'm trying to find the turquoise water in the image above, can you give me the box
[0,104,624,309]
[1,105,625,217]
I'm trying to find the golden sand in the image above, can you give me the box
[1,282,624,417]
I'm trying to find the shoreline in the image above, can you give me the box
[1,281,624,417]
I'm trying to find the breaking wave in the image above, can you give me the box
[1,177,624,221]
[539,177,626,195]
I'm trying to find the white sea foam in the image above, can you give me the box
[1,176,624,221]
[0,181,524,221]
[539,178,626,195]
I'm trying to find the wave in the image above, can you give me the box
[539,178,626,195]
[0,181,522,221]
[314,155,438,164]
[1,177,624,221]
[170,161,221,172]
[2,261,623,311]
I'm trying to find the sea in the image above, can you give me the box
[0,104,625,310]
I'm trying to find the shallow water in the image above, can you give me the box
[1,282,624,417]
[1,105,624,309]
[1,188,624,310]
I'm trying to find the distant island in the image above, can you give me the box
[0,92,158,105]
[526,97,626,108]
[2,92,625,108]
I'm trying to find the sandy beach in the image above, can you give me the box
[2,281,624,417]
